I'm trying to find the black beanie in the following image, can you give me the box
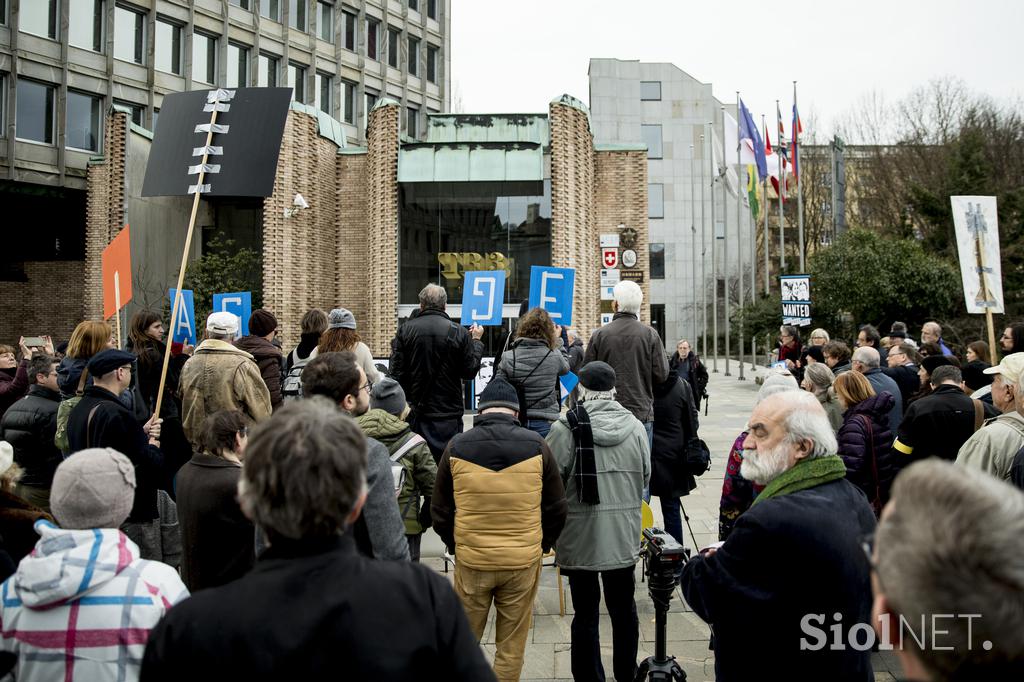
[477,377,520,412]
[579,361,616,391]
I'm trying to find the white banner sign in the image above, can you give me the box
[780,275,811,327]
[951,196,1003,314]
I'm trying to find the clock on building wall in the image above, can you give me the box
[621,249,638,268]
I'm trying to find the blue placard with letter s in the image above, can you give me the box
[213,292,252,337]
[168,288,197,345]
[461,271,505,326]
[528,266,575,326]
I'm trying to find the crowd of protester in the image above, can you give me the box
[0,292,1020,681]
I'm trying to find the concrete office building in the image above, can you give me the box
[0,0,449,341]
[589,58,754,352]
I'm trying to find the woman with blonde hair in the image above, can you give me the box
[834,371,896,515]
[495,307,569,437]
[57,321,115,399]
[318,308,381,384]
[801,363,843,433]
[808,329,830,346]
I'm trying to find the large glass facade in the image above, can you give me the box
[399,179,552,311]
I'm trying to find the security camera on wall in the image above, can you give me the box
[293,193,309,209]
[284,193,309,218]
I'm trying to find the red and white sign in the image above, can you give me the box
[602,247,618,269]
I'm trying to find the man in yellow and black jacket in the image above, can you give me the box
[432,376,567,682]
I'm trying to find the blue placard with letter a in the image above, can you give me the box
[168,289,197,345]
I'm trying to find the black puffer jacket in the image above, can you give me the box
[390,309,483,419]
[837,391,897,509]
[0,385,62,488]
[650,371,698,499]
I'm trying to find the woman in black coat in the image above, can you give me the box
[833,372,897,515]
[650,368,699,547]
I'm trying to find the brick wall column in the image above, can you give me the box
[83,110,129,320]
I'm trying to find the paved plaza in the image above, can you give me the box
[419,360,904,681]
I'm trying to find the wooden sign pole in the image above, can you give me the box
[973,226,998,360]
[114,271,122,350]
[153,99,223,419]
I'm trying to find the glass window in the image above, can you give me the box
[426,44,438,83]
[408,0,418,11]
[114,5,145,64]
[69,0,103,51]
[289,0,306,31]
[387,27,400,68]
[640,81,661,101]
[427,0,438,20]
[648,183,664,218]
[650,243,665,279]
[364,89,378,131]
[154,19,182,75]
[288,63,306,101]
[66,91,101,152]
[365,17,379,60]
[316,72,332,115]
[192,32,217,85]
[342,80,356,123]
[407,36,419,76]
[152,108,160,131]
[229,0,250,8]
[258,53,279,87]
[641,124,662,159]
[406,107,418,138]
[20,0,57,39]
[317,2,332,41]
[342,10,356,51]
[227,43,249,88]
[115,100,144,126]
[16,79,54,144]
[259,0,279,21]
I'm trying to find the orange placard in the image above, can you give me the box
[102,226,133,320]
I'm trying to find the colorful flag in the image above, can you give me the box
[776,102,789,163]
[764,124,772,154]
[792,103,802,181]
[739,99,768,181]
[747,164,759,220]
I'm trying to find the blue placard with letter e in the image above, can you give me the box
[213,292,252,337]
[168,288,197,345]
[461,271,506,326]
[528,266,575,326]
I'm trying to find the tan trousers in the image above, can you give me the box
[453,559,542,682]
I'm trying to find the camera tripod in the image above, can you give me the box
[634,529,687,681]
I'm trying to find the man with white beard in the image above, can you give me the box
[680,391,877,682]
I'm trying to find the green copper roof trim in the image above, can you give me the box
[549,94,592,129]
[370,97,400,113]
[594,143,647,152]
[338,146,367,155]
[289,102,348,148]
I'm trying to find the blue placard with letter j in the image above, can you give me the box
[528,266,575,326]
[168,288,197,345]
[461,271,506,326]
[213,292,252,337]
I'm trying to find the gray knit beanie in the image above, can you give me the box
[370,377,407,417]
[51,448,136,530]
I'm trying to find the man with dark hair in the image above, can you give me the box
[872,460,1024,680]
[894,362,980,463]
[390,283,485,460]
[302,351,408,561]
[1000,323,1024,356]
[432,377,566,681]
[0,354,62,510]
[822,341,852,375]
[856,324,888,364]
[141,400,494,682]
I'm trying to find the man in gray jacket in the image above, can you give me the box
[546,362,650,682]
[583,281,669,445]
[301,351,409,561]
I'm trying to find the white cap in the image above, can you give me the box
[207,311,240,335]
[0,441,13,477]
[983,352,1024,384]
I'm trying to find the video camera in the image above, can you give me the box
[635,527,689,681]
[641,526,690,565]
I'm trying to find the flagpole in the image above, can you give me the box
[761,114,769,293]
[709,120,718,373]
[700,132,708,361]
[750,175,758,372]
[794,81,805,272]
[735,93,744,381]
[690,143,698,345]
[776,100,786,275]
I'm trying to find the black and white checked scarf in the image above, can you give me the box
[566,402,600,505]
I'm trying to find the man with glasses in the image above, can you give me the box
[882,343,921,410]
[0,354,64,510]
[66,349,166,560]
[301,351,409,561]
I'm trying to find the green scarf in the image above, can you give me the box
[751,455,848,507]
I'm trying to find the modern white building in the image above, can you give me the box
[589,58,754,358]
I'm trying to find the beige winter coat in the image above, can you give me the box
[179,339,272,447]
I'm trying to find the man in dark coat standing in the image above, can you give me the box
[67,349,165,559]
[650,367,699,548]
[894,365,980,463]
[390,283,484,460]
[681,391,876,682]
[141,399,494,682]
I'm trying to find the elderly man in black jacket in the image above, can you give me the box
[0,354,62,510]
[390,284,484,461]
[680,391,876,682]
[67,349,165,561]
[142,399,494,682]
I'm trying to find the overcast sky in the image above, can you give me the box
[450,0,1023,143]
